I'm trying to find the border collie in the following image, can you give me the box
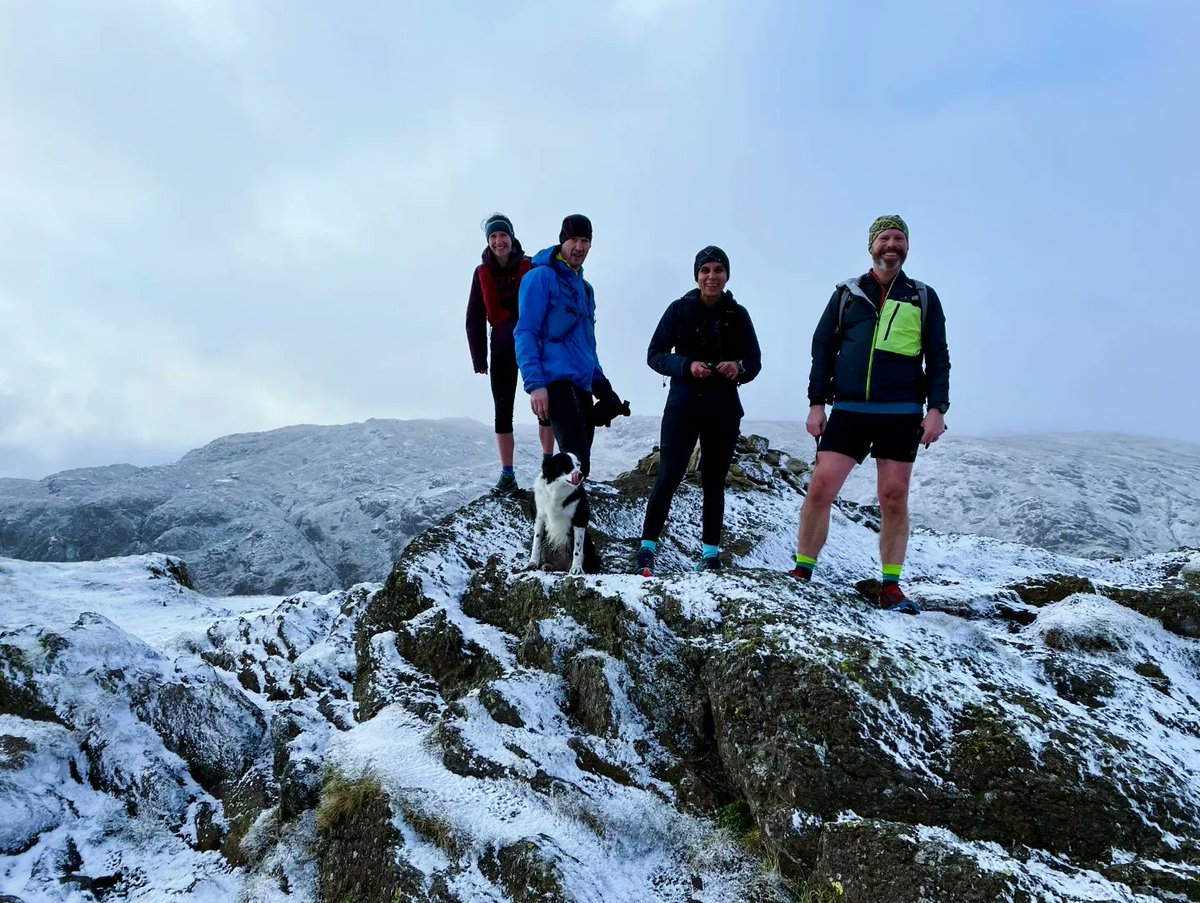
[527,452,599,575]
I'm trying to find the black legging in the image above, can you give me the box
[641,405,740,546]
[546,381,595,477]
[489,336,519,435]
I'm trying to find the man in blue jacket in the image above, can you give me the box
[789,215,951,614]
[515,214,625,478]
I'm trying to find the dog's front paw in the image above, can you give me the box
[523,559,539,571]
[567,564,584,576]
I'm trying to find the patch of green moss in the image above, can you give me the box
[316,771,420,903]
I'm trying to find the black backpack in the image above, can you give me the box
[836,276,929,336]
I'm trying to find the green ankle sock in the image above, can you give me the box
[794,554,817,575]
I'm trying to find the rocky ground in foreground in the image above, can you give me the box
[2,436,1200,901]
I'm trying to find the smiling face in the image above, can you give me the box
[488,230,512,260]
[869,228,908,274]
[696,261,728,303]
[560,237,591,269]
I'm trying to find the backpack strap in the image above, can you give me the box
[913,279,929,329]
[836,276,928,335]
[834,276,871,335]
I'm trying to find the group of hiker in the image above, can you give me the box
[465,212,951,612]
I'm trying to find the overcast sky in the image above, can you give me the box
[1,1,1197,479]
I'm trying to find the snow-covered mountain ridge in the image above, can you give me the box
[3,436,1199,901]
[1,418,1198,597]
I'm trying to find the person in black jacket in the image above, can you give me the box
[635,246,761,575]
[466,213,555,495]
[789,215,951,614]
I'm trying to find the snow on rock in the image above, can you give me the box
[1183,553,1200,588]
[338,437,1200,901]
[1,432,1199,901]
[0,553,369,901]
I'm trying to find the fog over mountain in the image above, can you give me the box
[1,418,1197,596]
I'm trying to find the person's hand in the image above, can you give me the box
[806,405,827,438]
[689,361,711,378]
[921,409,947,446]
[714,361,740,380]
[530,388,550,420]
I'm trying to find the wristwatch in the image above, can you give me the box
[931,402,949,414]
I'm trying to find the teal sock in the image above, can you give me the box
[702,544,720,560]
[501,465,514,477]
[641,540,657,553]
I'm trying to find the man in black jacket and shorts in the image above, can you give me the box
[788,215,951,614]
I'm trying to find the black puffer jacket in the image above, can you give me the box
[806,270,950,409]
[647,290,761,416]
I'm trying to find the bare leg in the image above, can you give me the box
[496,432,515,469]
[538,424,556,455]
[875,459,914,567]
[796,451,857,559]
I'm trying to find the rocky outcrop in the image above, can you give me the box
[4,433,1200,901]
[341,440,1200,901]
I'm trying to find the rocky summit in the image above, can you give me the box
[1,435,1199,902]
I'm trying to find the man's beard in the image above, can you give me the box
[872,252,906,272]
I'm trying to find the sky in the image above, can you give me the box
[1,0,1197,480]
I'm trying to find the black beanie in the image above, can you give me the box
[693,245,730,280]
[559,214,592,243]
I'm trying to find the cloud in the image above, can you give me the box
[0,1,1197,478]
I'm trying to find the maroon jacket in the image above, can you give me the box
[466,243,532,371]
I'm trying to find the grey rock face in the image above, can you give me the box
[342,438,1200,902]
[1,612,267,819]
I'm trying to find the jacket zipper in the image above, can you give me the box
[882,304,900,342]
[863,278,894,401]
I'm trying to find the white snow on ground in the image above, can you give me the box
[1,429,1198,900]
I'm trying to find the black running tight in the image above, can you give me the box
[489,339,519,435]
[641,405,740,547]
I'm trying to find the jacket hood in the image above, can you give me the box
[481,240,526,269]
[531,244,583,276]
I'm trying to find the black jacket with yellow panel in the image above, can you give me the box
[806,270,950,410]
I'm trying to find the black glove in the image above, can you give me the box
[590,379,631,428]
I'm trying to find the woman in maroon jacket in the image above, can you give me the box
[466,213,555,495]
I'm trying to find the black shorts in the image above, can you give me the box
[818,410,922,464]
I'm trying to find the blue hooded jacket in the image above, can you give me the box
[514,245,606,394]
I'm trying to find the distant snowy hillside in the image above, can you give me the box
[1,418,1197,597]
[845,432,1200,559]
[603,422,1200,560]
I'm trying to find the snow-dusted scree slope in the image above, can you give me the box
[1,418,1197,596]
[2,436,1199,901]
